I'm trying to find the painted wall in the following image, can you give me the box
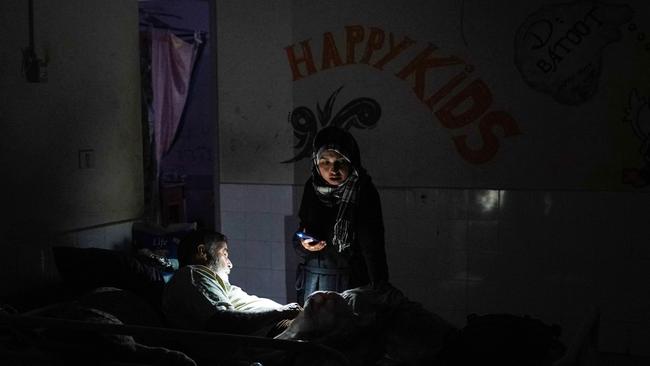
[216,0,295,304]
[217,0,294,184]
[217,0,650,356]
[0,0,142,297]
[1,0,143,233]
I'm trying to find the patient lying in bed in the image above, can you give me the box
[277,284,456,365]
[277,285,598,366]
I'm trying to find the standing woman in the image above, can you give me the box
[294,126,389,304]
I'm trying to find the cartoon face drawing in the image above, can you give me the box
[627,89,650,159]
[623,89,650,187]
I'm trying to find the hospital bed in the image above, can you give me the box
[0,245,601,366]
[0,245,351,366]
[0,310,350,366]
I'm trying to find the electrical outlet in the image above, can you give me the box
[78,149,95,169]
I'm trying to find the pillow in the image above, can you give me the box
[132,221,197,261]
[52,247,164,307]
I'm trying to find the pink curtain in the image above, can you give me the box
[151,29,199,172]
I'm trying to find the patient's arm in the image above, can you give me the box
[228,285,284,311]
[206,303,301,335]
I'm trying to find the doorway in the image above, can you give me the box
[138,0,218,230]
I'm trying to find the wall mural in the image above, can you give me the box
[213,1,650,188]
[515,1,634,105]
[621,18,650,188]
[512,0,650,190]
[281,86,381,163]
[284,25,522,165]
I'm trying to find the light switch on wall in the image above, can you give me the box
[78,149,95,169]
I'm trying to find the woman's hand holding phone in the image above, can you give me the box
[296,231,327,252]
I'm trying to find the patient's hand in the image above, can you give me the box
[274,291,354,341]
[278,303,302,319]
[301,238,327,252]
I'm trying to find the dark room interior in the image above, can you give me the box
[1,0,649,365]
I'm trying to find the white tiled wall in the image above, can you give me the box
[220,183,650,356]
[384,188,650,356]
[220,184,295,304]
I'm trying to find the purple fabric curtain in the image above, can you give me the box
[151,29,199,173]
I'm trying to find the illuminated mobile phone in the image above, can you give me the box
[296,231,320,243]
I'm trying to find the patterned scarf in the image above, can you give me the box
[311,150,362,253]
